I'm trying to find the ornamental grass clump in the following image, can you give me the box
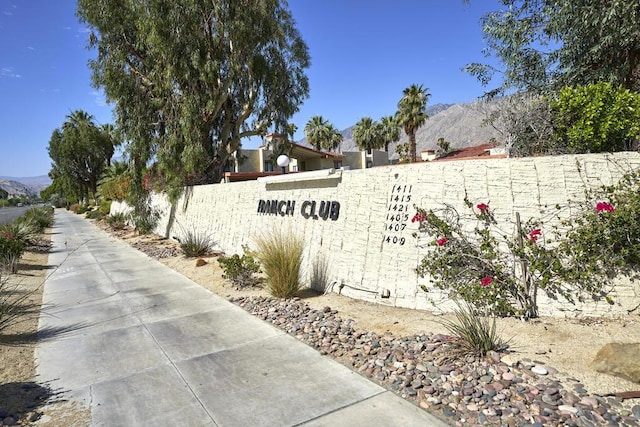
[309,255,330,294]
[253,229,304,298]
[438,301,509,360]
[180,229,214,257]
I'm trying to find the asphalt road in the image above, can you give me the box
[0,206,29,224]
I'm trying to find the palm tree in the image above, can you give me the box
[304,116,330,150]
[325,124,344,152]
[352,117,383,152]
[304,116,343,151]
[380,115,401,152]
[395,84,430,162]
[97,160,130,201]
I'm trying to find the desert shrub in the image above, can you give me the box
[1,221,38,246]
[309,255,330,294]
[76,204,90,214]
[69,203,80,213]
[129,202,159,234]
[85,209,106,220]
[105,212,127,230]
[179,230,213,257]
[218,248,261,288]
[438,301,509,359]
[0,229,26,273]
[19,207,54,232]
[253,229,304,298]
[99,199,112,215]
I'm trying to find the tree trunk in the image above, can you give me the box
[409,132,417,163]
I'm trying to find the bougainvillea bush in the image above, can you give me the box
[414,168,640,318]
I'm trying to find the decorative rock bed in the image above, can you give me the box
[230,295,640,427]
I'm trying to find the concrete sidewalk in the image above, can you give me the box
[36,210,449,426]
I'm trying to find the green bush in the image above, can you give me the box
[19,207,54,232]
[1,221,38,246]
[129,203,159,234]
[0,229,26,273]
[252,229,304,298]
[85,209,106,220]
[438,301,509,360]
[99,199,112,215]
[76,205,90,215]
[105,212,127,230]
[218,248,261,288]
[179,230,213,257]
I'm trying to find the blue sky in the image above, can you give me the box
[0,0,503,178]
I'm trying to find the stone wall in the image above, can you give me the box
[111,152,640,317]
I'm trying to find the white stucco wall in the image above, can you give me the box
[111,152,640,317]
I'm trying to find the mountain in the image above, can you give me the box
[0,175,51,197]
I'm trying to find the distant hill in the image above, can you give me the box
[0,175,51,197]
[299,101,503,158]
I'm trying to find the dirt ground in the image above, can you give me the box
[0,231,91,426]
[1,219,639,425]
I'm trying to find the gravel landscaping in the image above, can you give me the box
[231,295,640,427]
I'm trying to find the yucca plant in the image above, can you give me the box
[180,229,213,257]
[252,229,304,298]
[438,300,509,360]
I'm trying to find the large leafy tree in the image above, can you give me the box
[352,117,383,152]
[76,0,310,199]
[552,82,640,153]
[467,1,640,96]
[395,84,430,163]
[47,110,119,203]
[304,116,343,151]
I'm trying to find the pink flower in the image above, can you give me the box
[595,202,615,213]
[527,228,542,242]
[411,211,426,223]
[2,231,13,240]
[476,203,489,213]
[481,276,493,288]
[436,237,448,246]
[142,173,152,191]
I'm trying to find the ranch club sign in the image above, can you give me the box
[257,199,340,221]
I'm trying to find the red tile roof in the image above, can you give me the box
[432,143,505,162]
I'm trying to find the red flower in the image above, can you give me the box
[1,231,13,240]
[595,202,615,213]
[476,203,489,213]
[436,237,448,246]
[527,228,542,242]
[411,211,426,223]
[481,276,493,287]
